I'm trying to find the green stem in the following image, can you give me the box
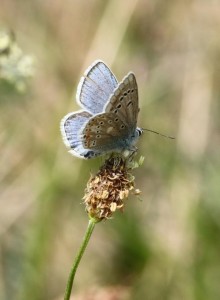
[64,218,97,300]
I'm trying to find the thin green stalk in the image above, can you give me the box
[64,218,97,300]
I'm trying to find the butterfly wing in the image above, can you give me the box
[81,112,130,152]
[104,72,139,130]
[60,110,96,158]
[76,60,118,114]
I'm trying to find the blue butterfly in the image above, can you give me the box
[60,60,142,159]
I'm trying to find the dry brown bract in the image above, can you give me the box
[83,156,140,221]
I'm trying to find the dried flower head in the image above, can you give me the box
[83,155,143,222]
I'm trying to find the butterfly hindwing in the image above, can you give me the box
[81,113,129,151]
[61,110,92,149]
[61,110,104,158]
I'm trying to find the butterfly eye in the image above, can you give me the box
[117,104,122,109]
[99,121,104,125]
[137,129,143,136]
[124,92,127,96]
[114,109,118,114]
[97,125,100,129]
[120,125,125,129]
[96,130,100,134]
[131,89,134,93]
[115,118,119,122]
[119,96,123,101]
[96,135,101,138]
[92,140,96,146]
[108,120,112,124]
[127,90,130,93]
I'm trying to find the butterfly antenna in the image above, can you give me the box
[142,128,175,139]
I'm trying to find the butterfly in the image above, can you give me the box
[60,60,143,159]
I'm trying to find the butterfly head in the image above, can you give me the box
[131,127,143,144]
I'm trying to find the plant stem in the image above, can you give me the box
[64,218,96,300]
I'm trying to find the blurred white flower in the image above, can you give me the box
[0,29,35,92]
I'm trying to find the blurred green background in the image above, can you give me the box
[0,1,220,299]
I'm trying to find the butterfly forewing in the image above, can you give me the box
[104,73,139,129]
[76,60,118,115]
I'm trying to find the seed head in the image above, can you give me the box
[83,155,141,222]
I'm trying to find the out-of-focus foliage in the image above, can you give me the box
[0,1,220,300]
[0,29,35,92]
